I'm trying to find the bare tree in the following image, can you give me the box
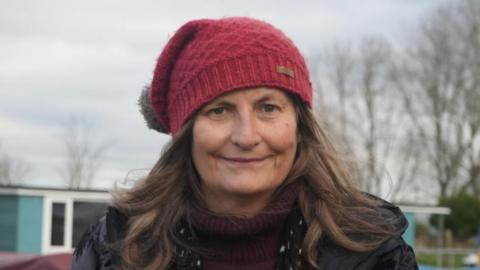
[455,0,480,196]
[353,37,394,195]
[310,0,480,202]
[60,117,110,189]
[0,143,31,185]
[312,37,423,201]
[397,0,480,199]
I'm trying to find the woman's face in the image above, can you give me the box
[192,87,298,214]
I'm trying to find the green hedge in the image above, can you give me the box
[416,252,465,267]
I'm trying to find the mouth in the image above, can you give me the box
[220,156,269,164]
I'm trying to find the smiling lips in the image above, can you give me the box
[220,156,269,164]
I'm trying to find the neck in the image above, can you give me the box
[202,189,275,218]
[189,183,300,267]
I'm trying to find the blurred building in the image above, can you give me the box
[399,205,451,249]
[0,186,109,254]
[0,185,448,255]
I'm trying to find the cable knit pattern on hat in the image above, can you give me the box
[147,17,312,134]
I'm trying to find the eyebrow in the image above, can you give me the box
[255,94,280,104]
[205,100,233,108]
[200,101,233,112]
[203,91,288,111]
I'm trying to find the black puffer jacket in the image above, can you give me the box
[71,199,418,270]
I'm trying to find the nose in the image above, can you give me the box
[231,110,260,149]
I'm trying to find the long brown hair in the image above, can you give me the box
[112,94,395,269]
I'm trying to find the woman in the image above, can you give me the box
[71,17,417,269]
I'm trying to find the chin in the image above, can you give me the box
[224,182,274,197]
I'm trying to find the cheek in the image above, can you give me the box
[266,119,298,153]
[192,119,225,153]
[192,119,230,174]
[192,123,214,185]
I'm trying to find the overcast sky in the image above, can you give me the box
[0,0,452,189]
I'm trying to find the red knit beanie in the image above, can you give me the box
[139,17,312,134]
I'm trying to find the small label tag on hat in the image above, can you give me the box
[276,66,295,78]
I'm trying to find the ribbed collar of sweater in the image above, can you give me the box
[189,183,299,265]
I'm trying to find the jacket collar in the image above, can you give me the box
[104,193,409,270]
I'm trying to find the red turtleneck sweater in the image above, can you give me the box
[190,184,298,270]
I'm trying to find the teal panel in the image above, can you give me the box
[16,196,43,254]
[0,195,18,251]
[402,212,416,248]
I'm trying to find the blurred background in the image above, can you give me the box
[1,0,479,269]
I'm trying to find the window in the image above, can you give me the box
[72,201,108,247]
[43,195,109,254]
[51,202,65,246]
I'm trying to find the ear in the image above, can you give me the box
[138,85,169,133]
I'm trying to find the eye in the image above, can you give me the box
[211,107,226,115]
[261,103,279,113]
[205,106,230,120]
